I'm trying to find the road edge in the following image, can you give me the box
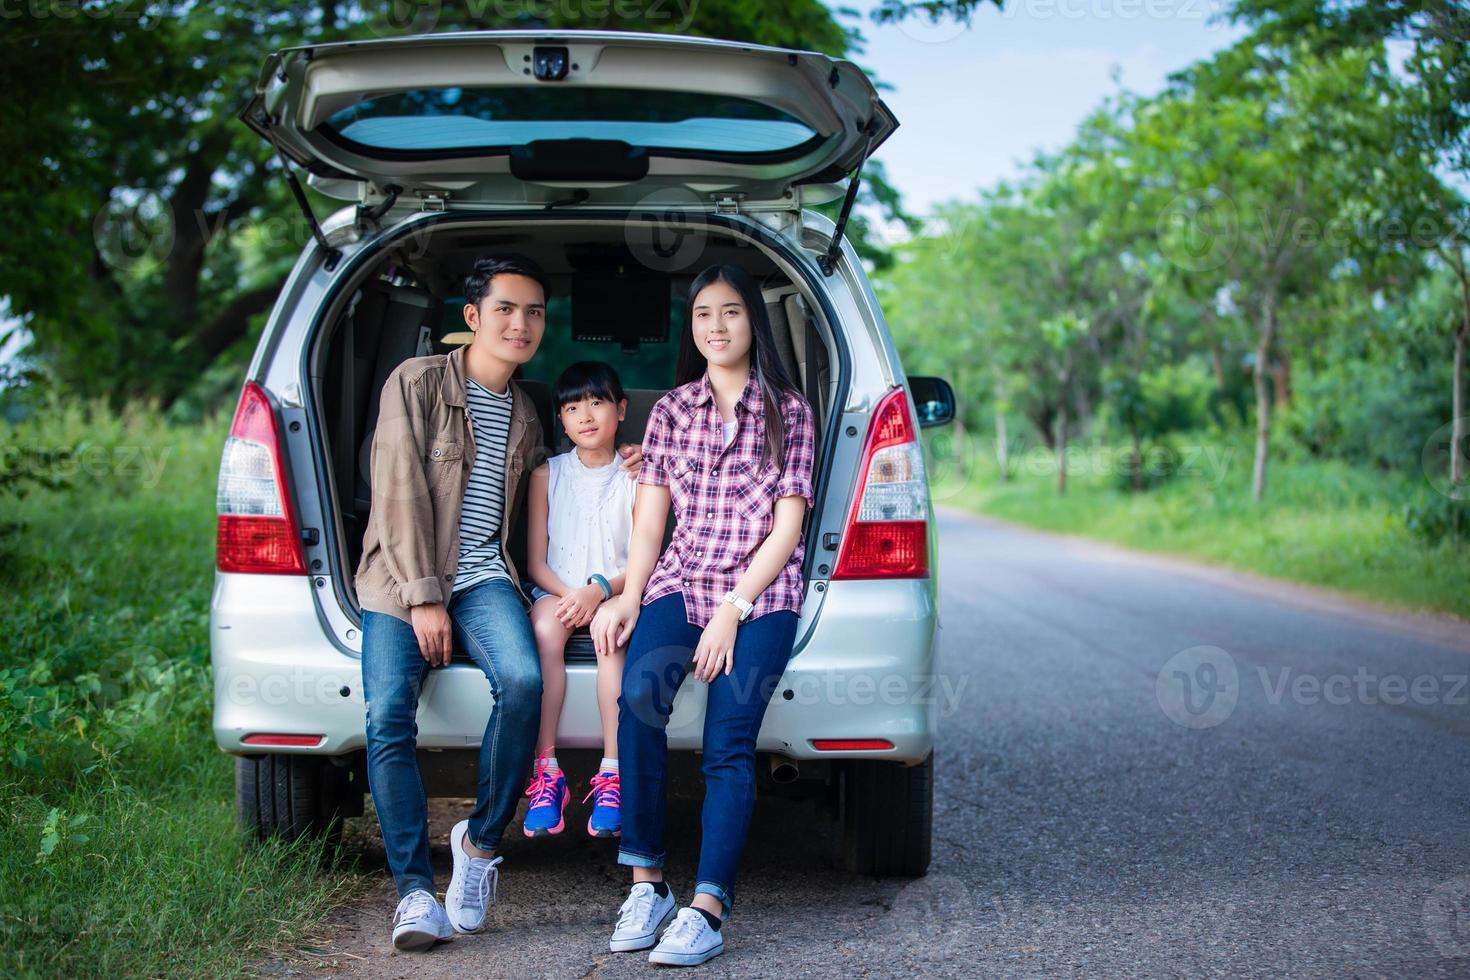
[935,503,1470,654]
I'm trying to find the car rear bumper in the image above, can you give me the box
[212,573,940,765]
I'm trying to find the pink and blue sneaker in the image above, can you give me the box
[522,751,569,837]
[583,769,621,838]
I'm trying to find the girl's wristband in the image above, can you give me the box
[587,573,613,601]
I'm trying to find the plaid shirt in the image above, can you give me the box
[637,369,816,628]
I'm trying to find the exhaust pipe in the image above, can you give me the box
[769,756,800,784]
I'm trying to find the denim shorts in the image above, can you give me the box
[528,583,556,604]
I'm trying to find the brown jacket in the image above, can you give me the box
[354,343,543,626]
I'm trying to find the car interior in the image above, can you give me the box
[313,224,835,659]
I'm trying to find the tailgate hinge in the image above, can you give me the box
[257,110,341,272]
[817,117,881,277]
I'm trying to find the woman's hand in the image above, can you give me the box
[555,583,604,629]
[692,604,740,682]
[592,595,639,658]
[409,602,453,667]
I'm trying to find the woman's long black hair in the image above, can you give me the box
[674,264,804,471]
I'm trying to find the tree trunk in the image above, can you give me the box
[1055,398,1068,495]
[1453,253,1469,489]
[1251,291,1278,503]
[1130,421,1143,493]
[1454,325,1466,488]
[992,375,1010,482]
[1271,347,1292,410]
[1056,355,1073,496]
[1211,342,1227,395]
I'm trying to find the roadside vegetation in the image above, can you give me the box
[0,392,358,977]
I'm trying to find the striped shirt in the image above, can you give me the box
[451,377,514,594]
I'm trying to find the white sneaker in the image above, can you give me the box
[392,888,454,952]
[647,907,725,966]
[609,881,678,952]
[445,819,502,933]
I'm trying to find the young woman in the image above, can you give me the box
[521,361,637,838]
[590,263,817,967]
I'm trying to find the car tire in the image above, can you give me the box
[841,751,933,877]
[235,753,357,845]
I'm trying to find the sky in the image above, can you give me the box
[845,0,1246,218]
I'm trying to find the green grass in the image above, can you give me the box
[0,396,359,978]
[931,431,1470,617]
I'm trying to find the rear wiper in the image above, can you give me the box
[545,188,592,209]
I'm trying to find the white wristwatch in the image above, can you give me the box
[722,590,754,621]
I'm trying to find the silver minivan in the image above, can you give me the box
[211,29,953,876]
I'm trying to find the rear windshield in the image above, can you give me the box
[321,86,820,157]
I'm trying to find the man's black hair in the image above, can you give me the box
[463,254,552,309]
[553,360,627,410]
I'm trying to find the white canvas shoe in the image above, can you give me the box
[647,907,725,966]
[445,818,502,933]
[609,881,678,952]
[392,889,454,952]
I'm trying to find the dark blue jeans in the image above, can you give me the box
[361,576,541,898]
[616,590,798,918]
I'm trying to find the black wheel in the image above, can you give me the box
[841,751,933,876]
[235,753,360,845]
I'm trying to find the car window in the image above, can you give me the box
[322,87,820,158]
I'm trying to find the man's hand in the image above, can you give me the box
[555,583,604,629]
[592,595,640,658]
[409,602,453,666]
[616,442,643,480]
[692,603,740,682]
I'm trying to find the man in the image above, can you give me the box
[353,254,641,951]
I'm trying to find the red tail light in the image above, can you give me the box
[810,738,895,751]
[832,387,929,579]
[216,382,307,575]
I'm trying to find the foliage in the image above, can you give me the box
[0,391,357,977]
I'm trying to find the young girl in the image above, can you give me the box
[522,361,638,838]
[591,264,816,967]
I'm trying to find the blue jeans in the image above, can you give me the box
[616,590,798,918]
[361,576,542,898]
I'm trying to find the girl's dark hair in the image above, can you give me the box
[674,263,803,470]
[463,253,552,308]
[553,360,627,411]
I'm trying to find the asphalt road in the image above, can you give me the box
[267,507,1470,978]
